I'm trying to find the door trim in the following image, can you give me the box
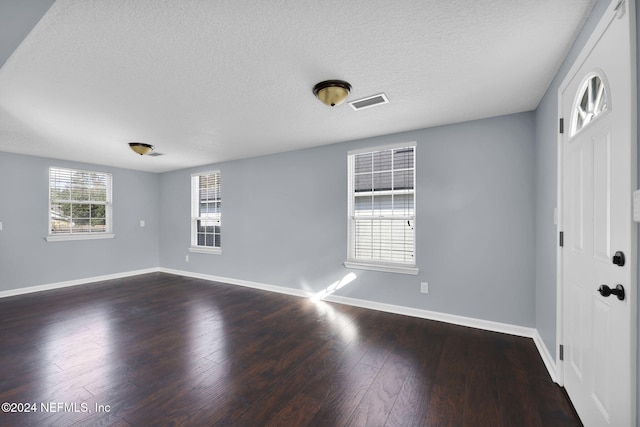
[555,0,637,417]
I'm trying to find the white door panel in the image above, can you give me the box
[592,129,611,263]
[559,1,636,425]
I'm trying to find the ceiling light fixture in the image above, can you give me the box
[128,142,154,155]
[313,80,352,107]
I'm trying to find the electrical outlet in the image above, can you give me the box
[185,255,189,262]
[420,282,428,294]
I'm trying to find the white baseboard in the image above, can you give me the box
[532,329,558,383]
[158,268,312,299]
[324,293,536,338]
[0,268,159,299]
[1,267,558,382]
[160,268,535,339]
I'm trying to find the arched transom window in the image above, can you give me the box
[571,74,608,136]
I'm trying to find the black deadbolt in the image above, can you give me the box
[598,284,625,301]
[613,251,625,267]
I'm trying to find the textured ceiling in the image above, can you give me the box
[0,0,596,173]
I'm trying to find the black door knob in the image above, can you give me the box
[598,284,625,301]
[613,251,625,267]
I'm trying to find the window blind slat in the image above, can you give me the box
[349,146,415,266]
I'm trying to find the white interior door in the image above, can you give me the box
[559,1,636,426]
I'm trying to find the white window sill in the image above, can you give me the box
[189,246,222,255]
[46,233,115,242]
[344,261,419,275]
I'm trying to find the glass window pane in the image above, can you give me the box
[373,195,392,215]
[91,218,106,231]
[393,148,413,169]
[572,75,609,136]
[373,150,392,172]
[373,172,392,191]
[392,194,414,215]
[71,205,90,221]
[354,153,372,173]
[355,195,372,215]
[90,204,105,219]
[355,173,372,192]
[91,185,106,202]
[393,170,413,190]
[71,185,89,201]
[198,220,217,233]
[51,201,72,233]
[50,183,69,201]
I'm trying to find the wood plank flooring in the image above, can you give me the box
[0,272,581,426]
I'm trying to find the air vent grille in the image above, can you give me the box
[349,93,389,111]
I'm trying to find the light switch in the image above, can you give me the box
[0,221,3,231]
[140,220,145,227]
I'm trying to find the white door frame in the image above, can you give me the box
[555,0,637,410]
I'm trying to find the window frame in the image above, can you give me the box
[190,170,222,255]
[344,142,418,275]
[569,71,610,137]
[46,166,114,242]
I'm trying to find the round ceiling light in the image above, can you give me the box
[313,80,352,107]
[129,142,154,155]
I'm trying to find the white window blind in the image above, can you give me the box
[347,144,416,271]
[49,167,112,236]
[191,171,221,252]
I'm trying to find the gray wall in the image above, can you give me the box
[0,152,160,291]
[160,112,536,327]
[0,112,536,328]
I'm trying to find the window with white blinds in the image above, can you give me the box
[346,143,418,274]
[190,171,221,254]
[48,167,113,240]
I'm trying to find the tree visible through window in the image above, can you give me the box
[347,144,416,268]
[49,167,112,235]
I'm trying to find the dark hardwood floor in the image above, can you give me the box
[0,272,580,426]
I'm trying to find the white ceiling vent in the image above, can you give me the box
[348,93,389,111]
